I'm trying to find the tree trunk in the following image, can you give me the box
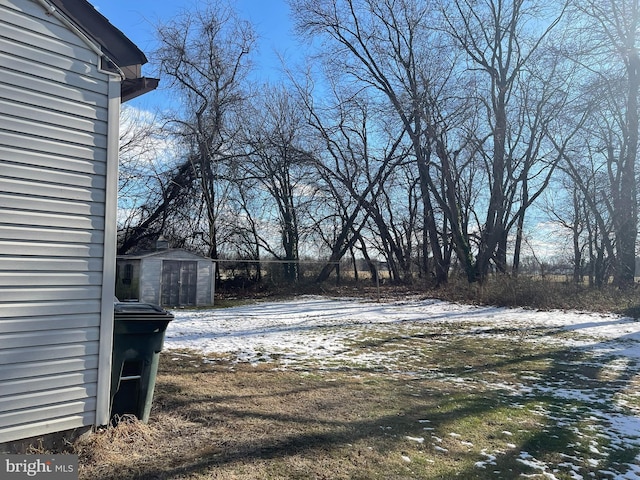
[614,47,639,287]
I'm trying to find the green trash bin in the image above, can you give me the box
[110,302,174,423]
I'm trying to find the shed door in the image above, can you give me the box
[161,261,197,306]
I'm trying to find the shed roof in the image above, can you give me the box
[47,0,158,101]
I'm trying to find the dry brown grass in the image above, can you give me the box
[217,275,640,319]
[71,320,640,480]
[74,350,513,479]
[74,415,161,478]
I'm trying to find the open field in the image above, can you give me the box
[75,297,640,479]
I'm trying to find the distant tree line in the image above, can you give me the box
[117,0,640,288]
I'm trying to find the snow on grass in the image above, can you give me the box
[517,451,560,479]
[164,295,640,478]
[475,450,497,468]
[165,296,640,364]
[405,436,425,444]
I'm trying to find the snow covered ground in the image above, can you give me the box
[163,296,640,479]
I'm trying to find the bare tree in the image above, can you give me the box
[568,0,640,287]
[116,106,198,254]
[154,1,256,259]
[295,78,411,283]
[290,0,467,284]
[440,0,568,280]
[238,84,316,283]
[291,0,570,284]
[368,161,423,282]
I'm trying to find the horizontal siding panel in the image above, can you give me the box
[0,81,108,126]
[0,299,102,318]
[0,145,106,177]
[0,191,106,216]
[0,83,108,124]
[1,0,95,55]
[0,327,100,348]
[0,41,97,85]
[0,390,97,421]
[0,256,103,272]
[1,66,107,109]
[0,225,100,244]
[0,412,93,444]
[0,356,99,381]
[1,162,106,189]
[0,177,102,203]
[0,61,108,108]
[0,208,104,230]
[0,312,101,334]
[0,372,98,399]
[1,95,108,137]
[0,42,107,96]
[1,130,106,162]
[2,114,108,150]
[0,240,103,257]
[0,225,103,244]
[0,398,97,434]
[0,342,100,366]
[0,271,103,287]
[0,384,98,412]
[0,286,102,302]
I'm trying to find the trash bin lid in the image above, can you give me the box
[114,302,168,314]
[114,303,173,335]
[114,303,174,323]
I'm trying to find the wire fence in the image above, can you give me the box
[213,257,608,291]
[215,258,343,289]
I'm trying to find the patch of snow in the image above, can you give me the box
[517,452,558,479]
[405,436,424,444]
[475,450,497,469]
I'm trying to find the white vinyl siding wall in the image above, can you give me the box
[0,0,112,443]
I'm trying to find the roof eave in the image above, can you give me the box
[47,0,158,101]
[121,77,160,103]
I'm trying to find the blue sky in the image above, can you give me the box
[88,0,299,109]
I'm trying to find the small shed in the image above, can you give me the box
[0,0,156,446]
[116,248,216,307]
